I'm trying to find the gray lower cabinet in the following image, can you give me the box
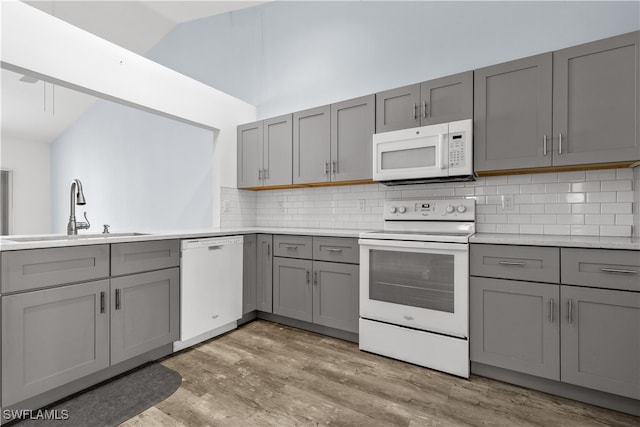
[110,268,179,365]
[293,105,331,184]
[474,53,553,172]
[470,277,560,380]
[553,31,640,166]
[243,234,258,314]
[312,261,359,334]
[273,257,313,322]
[256,234,273,313]
[2,279,110,407]
[561,285,640,400]
[111,240,180,276]
[330,94,375,182]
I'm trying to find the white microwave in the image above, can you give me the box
[373,119,473,185]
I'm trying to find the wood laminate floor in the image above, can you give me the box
[122,320,639,427]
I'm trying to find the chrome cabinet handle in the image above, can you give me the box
[306,270,310,284]
[498,261,526,266]
[332,160,337,174]
[558,133,563,154]
[412,103,417,120]
[313,271,318,286]
[549,298,554,323]
[568,299,573,324]
[100,291,105,314]
[404,315,414,321]
[267,243,270,257]
[325,247,344,253]
[600,268,638,275]
[281,244,298,250]
[258,169,262,180]
[264,168,268,180]
[543,134,548,156]
[115,289,121,310]
[423,101,428,118]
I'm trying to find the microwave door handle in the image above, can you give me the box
[439,133,447,169]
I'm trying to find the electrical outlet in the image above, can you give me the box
[278,201,285,214]
[358,199,366,212]
[501,194,514,210]
[222,199,231,213]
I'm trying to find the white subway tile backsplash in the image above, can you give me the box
[520,224,544,234]
[496,224,520,234]
[545,183,571,193]
[556,214,584,225]
[558,193,585,203]
[570,225,599,236]
[600,225,632,237]
[601,203,632,214]
[586,192,617,203]
[616,169,633,180]
[507,175,532,184]
[615,214,634,225]
[571,203,601,214]
[519,204,545,214]
[585,214,615,225]
[497,185,520,194]
[617,191,634,202]
[533,194,557,204]
[571,182,600,192]
[586,170,616,181]
[544,225,571,235]
[557,171,586,182]
[601,180,632,191]
[545,204,571,214]
[520,184,546,194]
[531,173,558,183]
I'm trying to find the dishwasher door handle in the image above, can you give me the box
[208,245,223,250]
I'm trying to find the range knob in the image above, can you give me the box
[446,205,455,214]
[398,206,407,214]
[390,206,397,213]
[457,205,467,213]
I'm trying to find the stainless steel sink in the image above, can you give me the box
[4,232,149,243]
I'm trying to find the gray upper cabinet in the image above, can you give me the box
[474,53,553,172]
[331,95,375,182]
[553,31,640,166]
[243,234,258,314]
[2,279,110,407]
[293,105,331,184]
[273,257,313,322]
[263,114,293,187]
[421,71,473,126]
[312,261,359,333]
[237,121,263,188]
[111,267,180,365]
[256,234,273,313]
[470,277,560,380]
[375,84,421,132]
[561,286,640,400]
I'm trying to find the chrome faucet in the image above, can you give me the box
[67,178,90,235]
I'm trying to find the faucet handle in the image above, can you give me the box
[77,211,91,230]
[103,224,110,234]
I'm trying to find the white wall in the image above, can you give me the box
[0,137,51,234]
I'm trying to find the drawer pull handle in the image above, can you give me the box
[404,315,414,321]
[100,291,105,314]
[325,247,344,253]
[568,299,573,324]
[600,268,637,275]
[498,261,526,267]
[115,289,121,310]
[282,244,299,250]
[314,271,318,286]
[549,298,554,323]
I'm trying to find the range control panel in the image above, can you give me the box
[384,199,475,221]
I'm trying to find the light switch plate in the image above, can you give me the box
[358,199,366,212]
[222,199,231,213]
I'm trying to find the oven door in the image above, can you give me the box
[373,123,449,182]
[359,238,468,338]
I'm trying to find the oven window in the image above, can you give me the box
[369,250,454,313]
[381,146,435,170]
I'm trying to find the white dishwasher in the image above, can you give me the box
[173,235,243,352]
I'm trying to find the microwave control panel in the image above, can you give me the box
[448,133,466,168]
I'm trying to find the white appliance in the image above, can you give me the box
[373,119,473,185]
[174,235,243,352]
[359,199,475,378]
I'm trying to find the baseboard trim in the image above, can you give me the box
[256,312,359,343]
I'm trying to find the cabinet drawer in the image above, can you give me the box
[273,235,312,259]
[470,244,560,283]
[313,237,359,264]
[561,248,640,291]
[1,245,109,293]
[111,240,180,276]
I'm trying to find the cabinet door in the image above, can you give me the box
[420,71,473,126]
[237,121,263,188]
[561,286,640,399]
[553,31,640,166]
[273,257,313,322]
[470,277,560,380]
[264,114,293,187]
[474,53,553,172]
[111,268,179,365]
[293,105,331,184]
[312,261,359,333]
[330,95,375,182]
[256,234,273,313]
[111,240,180,276]
[2,280,110,407]
[375,83,421,133]
[243,234,257,314]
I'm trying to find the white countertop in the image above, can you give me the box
[470,233,640,251]
[0,227,370,251]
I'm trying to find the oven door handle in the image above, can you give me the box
[358,238,468,252]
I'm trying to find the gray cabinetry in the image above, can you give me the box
[1,245,109,293]
[553,31,640,166]
[561,286,640,400]
[330,95,375,182]
[293,105,331,184]
[561,248,640,292]
[376,72,473,133]
[273,234,313,259]
[243,234,257,314]
[2,279,110,407]
[474,54,553,172]
[312,261,359,333]
[111,240,180,276]
[110,267,179,365]
[470,243,559,283]
[470,277,559,380]
[237,121,262,188]
[256,234,273,313]
[263,114,293,186]
[313,237,359,264]
[273,257,313,322]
